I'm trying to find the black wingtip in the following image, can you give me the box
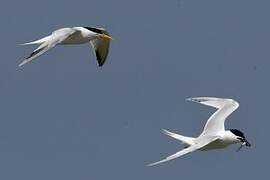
[98,63,103,67]
[97,60,104,67]
[96,50,105,67]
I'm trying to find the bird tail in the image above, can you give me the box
[162,129,194,146]
[19,36,51,45]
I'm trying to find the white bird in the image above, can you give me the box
[19,26,112,67]
[148,97,251,166]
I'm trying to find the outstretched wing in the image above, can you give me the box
[19,43,55,67]
[19,28,77,67]
[90,30,111,67]
[148,136,218,166]
[187,97,239,135]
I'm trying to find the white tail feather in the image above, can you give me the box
[19,36,51,45]
[162,129,194,146]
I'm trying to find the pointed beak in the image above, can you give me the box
[99,34,113,40]
[244,140,251,147]
[236,139,251,152]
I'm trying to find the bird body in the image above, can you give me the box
[148,97,251,166]
[198,131,238,151]
[19,26,112,67]
[60,27,96,44]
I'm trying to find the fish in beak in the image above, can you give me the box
[243,140,251,147]
[236,139,251,152]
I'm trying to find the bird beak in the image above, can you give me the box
[99,34,113,40]
[244,140,251,147]
[236,140,251,152]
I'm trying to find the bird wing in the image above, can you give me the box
[19,28,77,67]
[90,30,111,67]
[186,97,239,135]
[148,136,218,166]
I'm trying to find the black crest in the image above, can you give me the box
[83,27,103,34]
[229,129,245,139]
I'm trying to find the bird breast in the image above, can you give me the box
[199,132,238,151]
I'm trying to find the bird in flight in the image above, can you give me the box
[19,26,112,67]
[148,97,251,166]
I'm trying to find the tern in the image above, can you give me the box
[19,26,112,67]
[148,97,251,166]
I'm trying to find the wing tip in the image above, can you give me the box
[147,163,155,167]
[98,61,104,67]
[147,160,164,167]
[18,43,27,46]
[186,97,222,102]
[18,61,26,67]
[162,129,171,135]
[96,54,106,67]
[186,97,202,103]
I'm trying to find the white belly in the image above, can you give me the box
[199,139,236,151]
[198,131,239,151]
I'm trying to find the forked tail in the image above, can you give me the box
[19,36,51,45]
[162,129,194,146]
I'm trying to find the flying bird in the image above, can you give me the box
[19,26,112,67]
[148,97,251,166]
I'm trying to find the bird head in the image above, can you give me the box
[229,129,251,151]
[83,26,113,40]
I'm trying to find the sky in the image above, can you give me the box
[0,0,269,179]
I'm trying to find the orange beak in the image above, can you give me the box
[99,34,113,40]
